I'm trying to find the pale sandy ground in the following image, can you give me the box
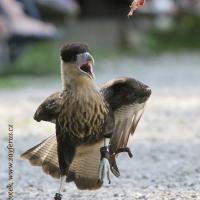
[1,53,200,200]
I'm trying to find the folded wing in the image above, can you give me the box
[34,92,62,123]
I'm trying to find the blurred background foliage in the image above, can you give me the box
[148,15,200,52]
[0,0,200,78]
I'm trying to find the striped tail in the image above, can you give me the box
[20,134,104,190]
[20,134,60,179]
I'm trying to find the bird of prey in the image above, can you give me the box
[21,43,151,200]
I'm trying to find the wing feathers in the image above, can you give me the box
[101,77,149,154]
[20,134,60,179]
[130,108,144,135]
[21,135,104,190]
[110,104,145,153]
[34,92,62,123]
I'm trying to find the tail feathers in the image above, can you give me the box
[20,134,61,179]
[21,135,104,190]
[67,140,104,190]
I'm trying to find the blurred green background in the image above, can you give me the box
[0,0,200,87]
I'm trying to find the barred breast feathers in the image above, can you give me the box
[58,81,109,141]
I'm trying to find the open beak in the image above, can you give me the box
[76,52,95,79]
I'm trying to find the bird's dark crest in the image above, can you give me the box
[60,43,90,62]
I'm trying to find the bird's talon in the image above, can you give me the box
[98,157,111,184]
[99,146,111,184]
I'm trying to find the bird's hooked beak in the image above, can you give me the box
[76,52,95,79]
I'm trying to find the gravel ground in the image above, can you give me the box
[1,53,200,200]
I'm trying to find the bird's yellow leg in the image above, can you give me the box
[98,138,111,184]
[54,176,65,200]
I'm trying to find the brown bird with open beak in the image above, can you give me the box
[21,43,151,200]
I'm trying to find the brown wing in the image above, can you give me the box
[101,77,151,153]
[34,92,62,123]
